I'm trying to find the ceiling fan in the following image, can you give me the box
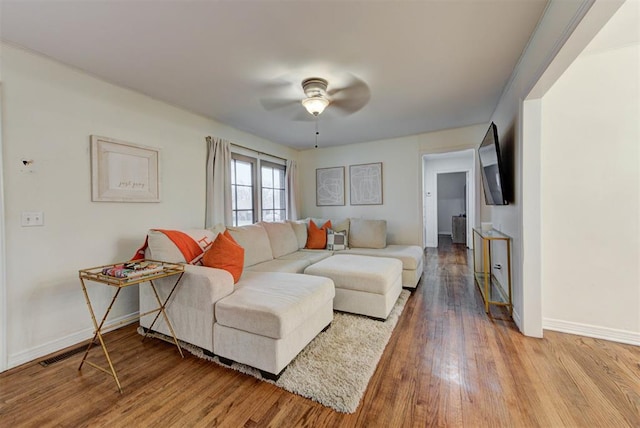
[260,73,370,120]
[301,78,330,116]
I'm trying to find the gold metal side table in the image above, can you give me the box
[472,228,513,319]
[78,260,185,393]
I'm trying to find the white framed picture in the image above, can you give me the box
[91,135,160,202]
[350,162,383,205]
[316,166,345,206]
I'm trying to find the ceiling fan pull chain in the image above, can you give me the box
[315,117,319,148]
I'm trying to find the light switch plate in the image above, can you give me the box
[21,211,44,227]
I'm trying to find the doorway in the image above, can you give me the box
[437,172,467,244]
[422,149,476,249]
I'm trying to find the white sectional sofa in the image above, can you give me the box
[229,218,423,289]
[139,218,424,378]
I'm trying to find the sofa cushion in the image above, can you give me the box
[215,271,335,339]
[304,254,401,294]
[202,231,244,283]
[343,244,423,270]
[279,249,333,265]
[349,218,387,249]
[287,220,308,249]
[260,221,299,258]
[306,220,332,249]
[227,224,274,267]
[333,218,350,236]
[146,229,217,263]
[207,223,227,237]
[245,258,310,274]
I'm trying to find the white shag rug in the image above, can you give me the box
[139,289,410,413]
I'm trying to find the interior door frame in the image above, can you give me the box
[422,149,476,249]
[434,170,473,247]
[0,83,7,372]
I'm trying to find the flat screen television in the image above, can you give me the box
[478,122,508,205]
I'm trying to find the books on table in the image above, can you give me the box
[101,262,163,279]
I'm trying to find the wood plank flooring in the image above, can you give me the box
[1,236,639,427]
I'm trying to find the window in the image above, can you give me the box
[231,154,257,226]
[261,161,286,222]
[230,153,286,226]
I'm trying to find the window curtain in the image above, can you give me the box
[285,159,299,220]
[205,136,232,227]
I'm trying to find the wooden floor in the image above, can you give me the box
[1,237,639,427]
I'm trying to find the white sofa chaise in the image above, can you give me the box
[213,271,334,377]
[139,228,335,379]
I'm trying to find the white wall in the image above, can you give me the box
[540,42,639,344]
[1,44,297,369]
[437,172,466,235]
[298,136,420,245]
[298,124,486,247]
[485,0,613,336]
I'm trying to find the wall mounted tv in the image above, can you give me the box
[478,122,508,205]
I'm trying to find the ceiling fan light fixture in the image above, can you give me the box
[302,96,329,116]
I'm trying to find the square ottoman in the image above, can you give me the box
[304,254,402,320]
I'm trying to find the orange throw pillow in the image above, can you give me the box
[202,231,244,283]
[305,220,332,249]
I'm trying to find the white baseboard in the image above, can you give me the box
[512,308,523,332]
[543,318,640,346]
[7,311,139,370]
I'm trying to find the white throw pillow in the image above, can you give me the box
[146,229,216,263]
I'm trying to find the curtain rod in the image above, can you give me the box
[206,136,287,162]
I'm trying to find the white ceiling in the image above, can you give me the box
[1,0,548,149]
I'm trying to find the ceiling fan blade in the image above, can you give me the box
[327,74,371,115]
[330,97,368,115]
[260,98,298,111]
[258,73,303,113]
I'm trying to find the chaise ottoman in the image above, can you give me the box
[343,245,425,289]
[213,271,335,379]
[304,254,402,320]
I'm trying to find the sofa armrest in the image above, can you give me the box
[172,264,234,309]
[140,264,234,352]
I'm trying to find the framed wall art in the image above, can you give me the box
[91,135,160,202]
[316,166,345,206]
[350,162,383,205]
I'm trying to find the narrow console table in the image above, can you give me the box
[78,260,185,393]
[472,228,512,318]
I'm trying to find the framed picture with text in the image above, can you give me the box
[91,135,160,202]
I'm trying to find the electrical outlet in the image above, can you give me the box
[21,211,44,227]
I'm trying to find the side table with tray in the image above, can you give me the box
[78,259,185,393]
